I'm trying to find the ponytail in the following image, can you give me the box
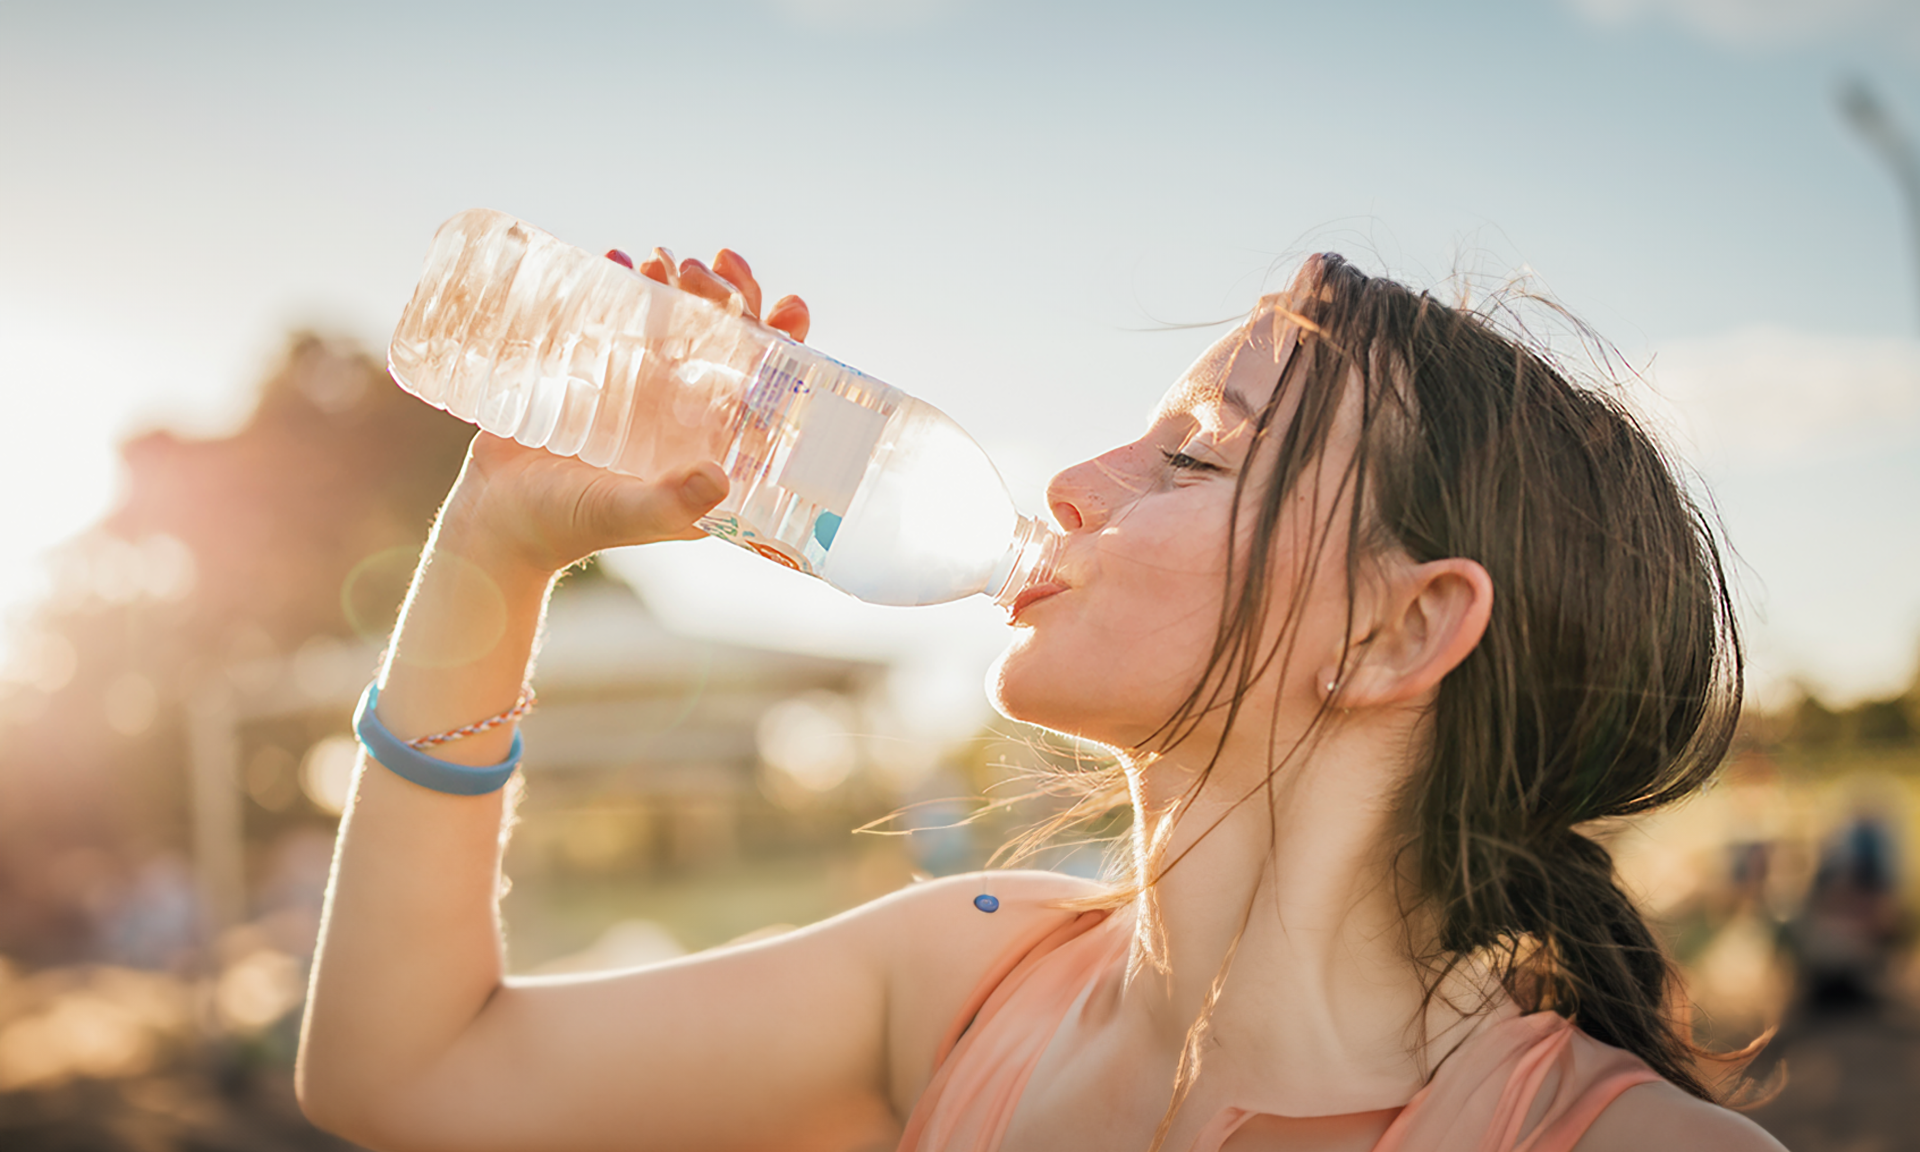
[1328,256,1748,1099]
[1495,830,1708,1096]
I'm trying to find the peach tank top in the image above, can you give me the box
[897,910,1661,1152]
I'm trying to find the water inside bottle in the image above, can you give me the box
[389,209,769,483]
[391,209,1060,609]
[821,399,1023,605]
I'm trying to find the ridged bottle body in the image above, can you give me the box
[389,209,1055,607]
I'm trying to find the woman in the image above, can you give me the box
[297,248,1787,1151]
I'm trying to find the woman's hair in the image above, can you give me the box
[1017,253,1744,1102]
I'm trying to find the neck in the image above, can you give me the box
[1110,711,1493,1115]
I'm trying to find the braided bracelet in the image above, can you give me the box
[406,684,536,748]
[353,682,527,796]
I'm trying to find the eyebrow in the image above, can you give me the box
[1220,387,1258,420]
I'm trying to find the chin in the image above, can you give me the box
[985,637,1072,729]
[985,641,1035,724]
[985,642,1130,748]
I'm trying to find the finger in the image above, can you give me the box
[662,463,729,540]
[593,462,730,548]
[710,249,763,319]
[766,295,811,342]
[644,247,680,288]
[678,257,750,317]
[678,461,728,512]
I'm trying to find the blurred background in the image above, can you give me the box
[1,0,1917,1148]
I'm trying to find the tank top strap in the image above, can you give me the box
[898,908,1122,1152]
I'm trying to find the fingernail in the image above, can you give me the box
[682,469,724,507]
[680,256,709,277]
[605,248,634,269]
[652,248,680,287]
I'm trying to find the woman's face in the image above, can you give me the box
[990,301,1360,753]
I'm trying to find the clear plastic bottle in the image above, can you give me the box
[388,208,1059,608]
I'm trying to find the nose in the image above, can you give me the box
[1045,443,1155,534]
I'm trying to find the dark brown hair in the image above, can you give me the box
[1028,253,1743,1104]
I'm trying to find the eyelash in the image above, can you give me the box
[1160,448,1221,473]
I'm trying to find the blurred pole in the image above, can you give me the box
[1839,77,1920,332]
[186,681,246,945]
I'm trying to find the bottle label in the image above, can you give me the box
[697,511,817,576]
[778,388,887,515]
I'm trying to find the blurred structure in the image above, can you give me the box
[0,333,473,1146]
[1840,76,1920,331]
[0,333,474,970]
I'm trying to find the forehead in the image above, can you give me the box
[1154,296,1300,430]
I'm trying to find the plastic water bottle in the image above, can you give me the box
[388,208,1060,608]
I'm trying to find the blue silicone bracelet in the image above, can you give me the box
[353,682,522,796]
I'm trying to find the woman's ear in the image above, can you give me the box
[1324,558,1492,709]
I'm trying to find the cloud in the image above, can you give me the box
[1622,328,1920,704]
[1566,0,1920,52]
[1630,326,1920,468]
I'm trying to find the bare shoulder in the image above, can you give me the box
[855,869,1112,994]
[1576,1081,1788,1152]
[846,870,1111,1110]
[861,868,1110,932]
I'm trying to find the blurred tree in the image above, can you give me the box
[1789,692,1845,748]
[1757,660,1920,760]
[0,335,474,964]
[1857,697,1915,745]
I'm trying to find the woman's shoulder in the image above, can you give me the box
[882,868,1114,916]
[847,870,1112,1109]
[856,869,1114,979]
[1574,1081,1787,1152]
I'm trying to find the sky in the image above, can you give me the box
[1,0,1917,736]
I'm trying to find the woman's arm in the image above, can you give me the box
[294,252,1096,1151]
[298,428,917,1152]
[300,549,1084,1152]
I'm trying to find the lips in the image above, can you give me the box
[1008,580,1067,622]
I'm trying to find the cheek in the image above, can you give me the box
[986,517,1230,736]
[1099,510,1232,633]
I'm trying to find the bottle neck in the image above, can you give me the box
[988,513,1063,610]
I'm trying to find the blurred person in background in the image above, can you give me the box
[1787,808,1907,1010]
[297,249,1784,1151]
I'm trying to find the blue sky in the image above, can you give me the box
[1,0,1916,717]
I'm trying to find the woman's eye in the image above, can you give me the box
[1160,448,1221,473]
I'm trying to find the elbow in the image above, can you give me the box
[296,1031,399,1148]
[297,1023,472,1152]
[297,1069,417,1151]
[295,1055,370,1145]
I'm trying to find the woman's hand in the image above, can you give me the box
[638,246,812,342]
[440,247,813,575]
